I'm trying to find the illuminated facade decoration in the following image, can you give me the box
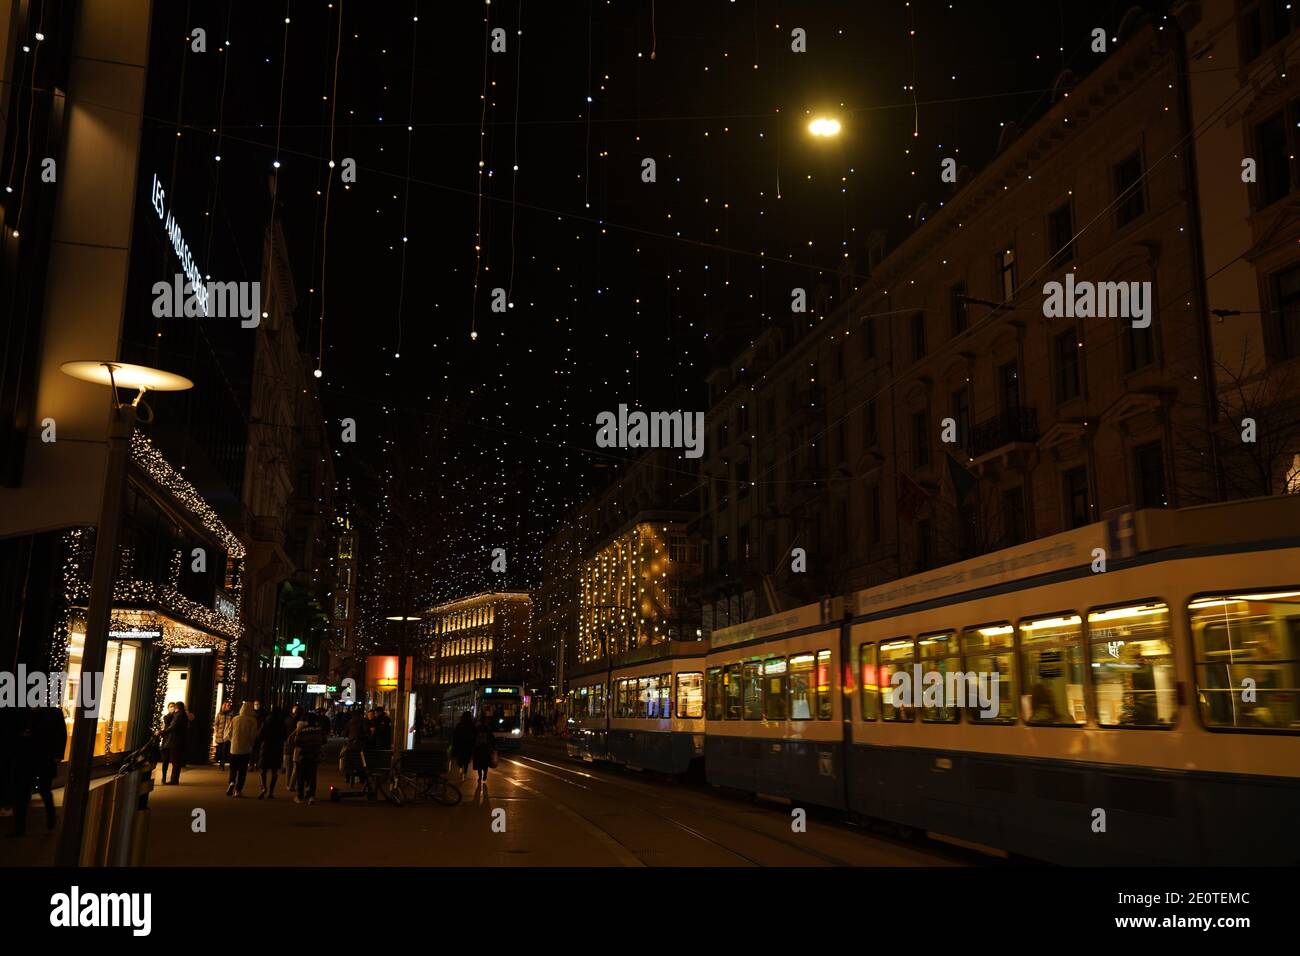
[50,434,245,765]
[539,446,702,678]
[577,517,700,663]
[421,591,533,698]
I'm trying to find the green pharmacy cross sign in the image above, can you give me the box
[285,638,306,657]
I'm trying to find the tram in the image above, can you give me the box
[565,641,706,774]
[440,679,525,751]
[567,496,1300,865]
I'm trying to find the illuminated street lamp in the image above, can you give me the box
[55,361,192,866]
[808,116,842,138]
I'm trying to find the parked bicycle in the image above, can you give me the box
[384,754,462,806]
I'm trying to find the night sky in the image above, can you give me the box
[133,0,1165,628]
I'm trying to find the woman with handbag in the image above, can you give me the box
[470,715,496,785]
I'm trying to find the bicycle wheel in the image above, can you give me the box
[376,774,403,806]
[428,776,461,807]
[394,772,422,805]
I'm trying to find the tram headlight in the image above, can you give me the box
[511,727,522,736]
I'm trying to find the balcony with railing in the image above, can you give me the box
[969,406,1038,459]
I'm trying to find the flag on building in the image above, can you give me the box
[896,471,931,521]
[945,451,979,504]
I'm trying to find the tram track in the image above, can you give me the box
[504,752,872,866]
[499,756,770,866]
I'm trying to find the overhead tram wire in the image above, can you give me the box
[394,1,420,359]
[470,0,493,343]
[316,0,344,378]
[507,0,523,306]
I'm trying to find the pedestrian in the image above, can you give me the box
[283,704,303,789]
[213,700,234,770]
[451,711,475,782]
[372,707,392,749]
[160,701,188,785]
[11,703,66,836]
[471,715,496,785]
[412,707,423,745]
[289,717,325,805]
[254,705,287,799]
[250,699,266,766]
[226,701,258,797]
[156,703,175,783]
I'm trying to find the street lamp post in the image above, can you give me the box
[385,612,421,755]
[54,361,192,866]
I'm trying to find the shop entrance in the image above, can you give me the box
[168,651,217,765]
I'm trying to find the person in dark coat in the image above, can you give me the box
[159,702,189,785]
[451,711,475,782]
[373,707,393,749]
[471,716,496,784]
[289,718,325,804]
[11,704,67,836]
[254,705,288,799]
[283,705,303,789]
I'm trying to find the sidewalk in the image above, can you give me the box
[141,737,621,866]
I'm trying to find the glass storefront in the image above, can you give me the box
[63,630,144,759]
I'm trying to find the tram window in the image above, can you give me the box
[961,624,1017,723]
[879,639,916,721]
[659,673,672,719]
[763,658,789,720]
[1189,591,1300,733]
[742,662,763,720]
[639,677,656,718]
[1019,614,1087,725]
[817,650,833,720]
[724,664,743,719]
[592,683,606,718]
[1088,603,1177,728]
[859,643,880,720]
[789,654,815,720]
[706,668,724,720]
[918,631,961,723]
[676,672,704,719]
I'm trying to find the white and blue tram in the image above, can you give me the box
[566,641,706,774]
[567,497,1299,864]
